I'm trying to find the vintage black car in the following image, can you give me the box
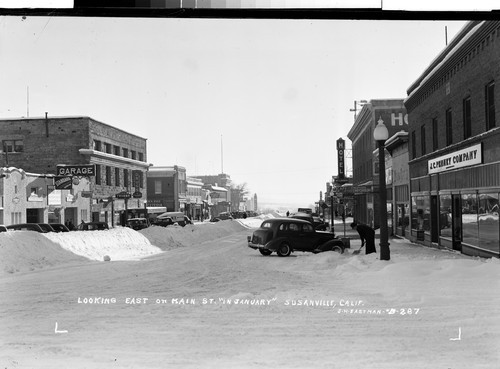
[126,218,150,230]
[48,223,70,232]
[210,212,234,222]
[291,212,328,231]
[6,223,48,233]
[247,218,344,257]
[77,222,109,231]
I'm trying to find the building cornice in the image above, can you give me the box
[79,149,152,169]
[405,21,500,112]
[408,126,500,166]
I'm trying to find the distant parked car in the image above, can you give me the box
[6,223,47,233]
[291,212,328,231]
[155,212,190,227]
[77,222,109,231]
[49,223,70,232]
[247,218,344,257]
[210,212,233,222]
[37,223,56,233]
[0,225,8,232]
[126,218,150,230]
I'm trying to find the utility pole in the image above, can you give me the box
[221,134,224,174]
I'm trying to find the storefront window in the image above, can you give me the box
[478,193,499,254]
[396,204,408,229]
[411,196,430,232]
[461,193,479,247]
[411,197,418,230]
[439,194,452,238]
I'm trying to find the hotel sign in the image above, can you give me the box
[428,143,482,174]
[336,138,345,179]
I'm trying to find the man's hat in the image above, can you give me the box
[350,222,357,229]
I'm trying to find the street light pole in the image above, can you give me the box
[374,117,390,261]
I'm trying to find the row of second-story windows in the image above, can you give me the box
[187,186,202,197]
[152,179,189,195]
[2,140,24,153]
[94,164,144,189]
[93,140,145,162]
[411,81,496,159]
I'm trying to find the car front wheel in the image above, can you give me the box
[331,245,344,253]
[277,243,292,257]
[259,249,272,256]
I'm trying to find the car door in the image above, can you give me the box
[295,223,317,251]
[277,222,301,249]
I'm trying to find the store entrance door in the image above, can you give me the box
[452,195,462,251]
[431,195,439,243]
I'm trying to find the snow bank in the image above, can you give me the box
[0,216,268,275]
[0,231,89,274]
[139,219,255,251]
[43,227,162,261]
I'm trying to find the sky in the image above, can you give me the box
[0,13,470,209]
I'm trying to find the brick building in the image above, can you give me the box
[186,176,204,221]
[0,115,149,227]
[147,166,187,213]
[404,21,500,257]
[347,99,408,229]
[192,173,232,216]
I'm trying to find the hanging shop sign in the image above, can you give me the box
[115,191,132,199]
[428,143,482,174]
[54,176,73,190]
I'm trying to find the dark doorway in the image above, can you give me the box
[452,195,462,251]
[431,195,439,243]
[26,208,40,223]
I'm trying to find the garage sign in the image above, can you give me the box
[56,164,96,176]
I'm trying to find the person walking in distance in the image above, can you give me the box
[350,221,376,254]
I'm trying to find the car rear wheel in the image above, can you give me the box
[331,245,344,253]
[277,243,292,257]
[259,249,272,256]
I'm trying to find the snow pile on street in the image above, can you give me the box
[0,216,272,274]
[0,231,89,274]
[43,227,162,261]
[139,215,272,251]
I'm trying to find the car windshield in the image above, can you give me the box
[261,221,273,228]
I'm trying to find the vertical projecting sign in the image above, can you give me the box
[337,138,345,179]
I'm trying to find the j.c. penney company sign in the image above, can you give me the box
[428,143,482,174]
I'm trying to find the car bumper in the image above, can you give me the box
[248,242,276,251]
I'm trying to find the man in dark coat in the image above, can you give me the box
[351,222,376,254]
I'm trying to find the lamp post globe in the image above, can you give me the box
[374,117,390,261]
[374,117,389,141]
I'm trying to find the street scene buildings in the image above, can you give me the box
[1,20,499,258]
[0,118,257,226]
[337,20,499,258]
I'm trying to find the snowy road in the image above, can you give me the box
[1,223,499,369]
